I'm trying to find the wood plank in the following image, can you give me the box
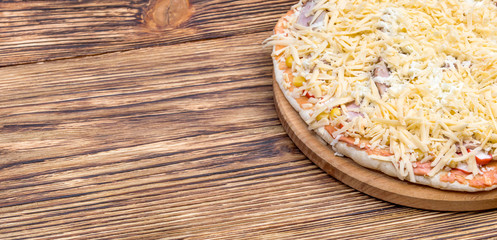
[0,0,294,66]
[2,31,497,239]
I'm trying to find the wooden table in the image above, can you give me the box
[2,0,497,239]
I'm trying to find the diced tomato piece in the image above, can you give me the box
[305,92,314,98]
[476,154,492,165]
[468,149,492,166]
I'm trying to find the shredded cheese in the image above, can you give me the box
[269,0,497,181]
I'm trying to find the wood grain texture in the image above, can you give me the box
[0,0,294,67]
[2,30,497,239]
[143,0,193,30]
[274,79,497,211]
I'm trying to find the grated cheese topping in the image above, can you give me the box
[269,0,497,181]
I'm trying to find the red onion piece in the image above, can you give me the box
[297,0,325,27]
[372,61,390,97]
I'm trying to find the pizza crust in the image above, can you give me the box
[273,51,497,192]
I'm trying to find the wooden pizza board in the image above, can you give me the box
[273,79,497,211]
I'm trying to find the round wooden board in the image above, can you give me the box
[273,79,497,211]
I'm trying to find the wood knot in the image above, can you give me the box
[144,0,193,30]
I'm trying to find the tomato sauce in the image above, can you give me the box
[439,163,497,188]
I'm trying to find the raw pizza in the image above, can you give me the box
[268,0,497,191]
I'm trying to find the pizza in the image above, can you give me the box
[268,0,497,191]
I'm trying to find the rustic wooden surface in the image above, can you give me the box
[2,0,497,239]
